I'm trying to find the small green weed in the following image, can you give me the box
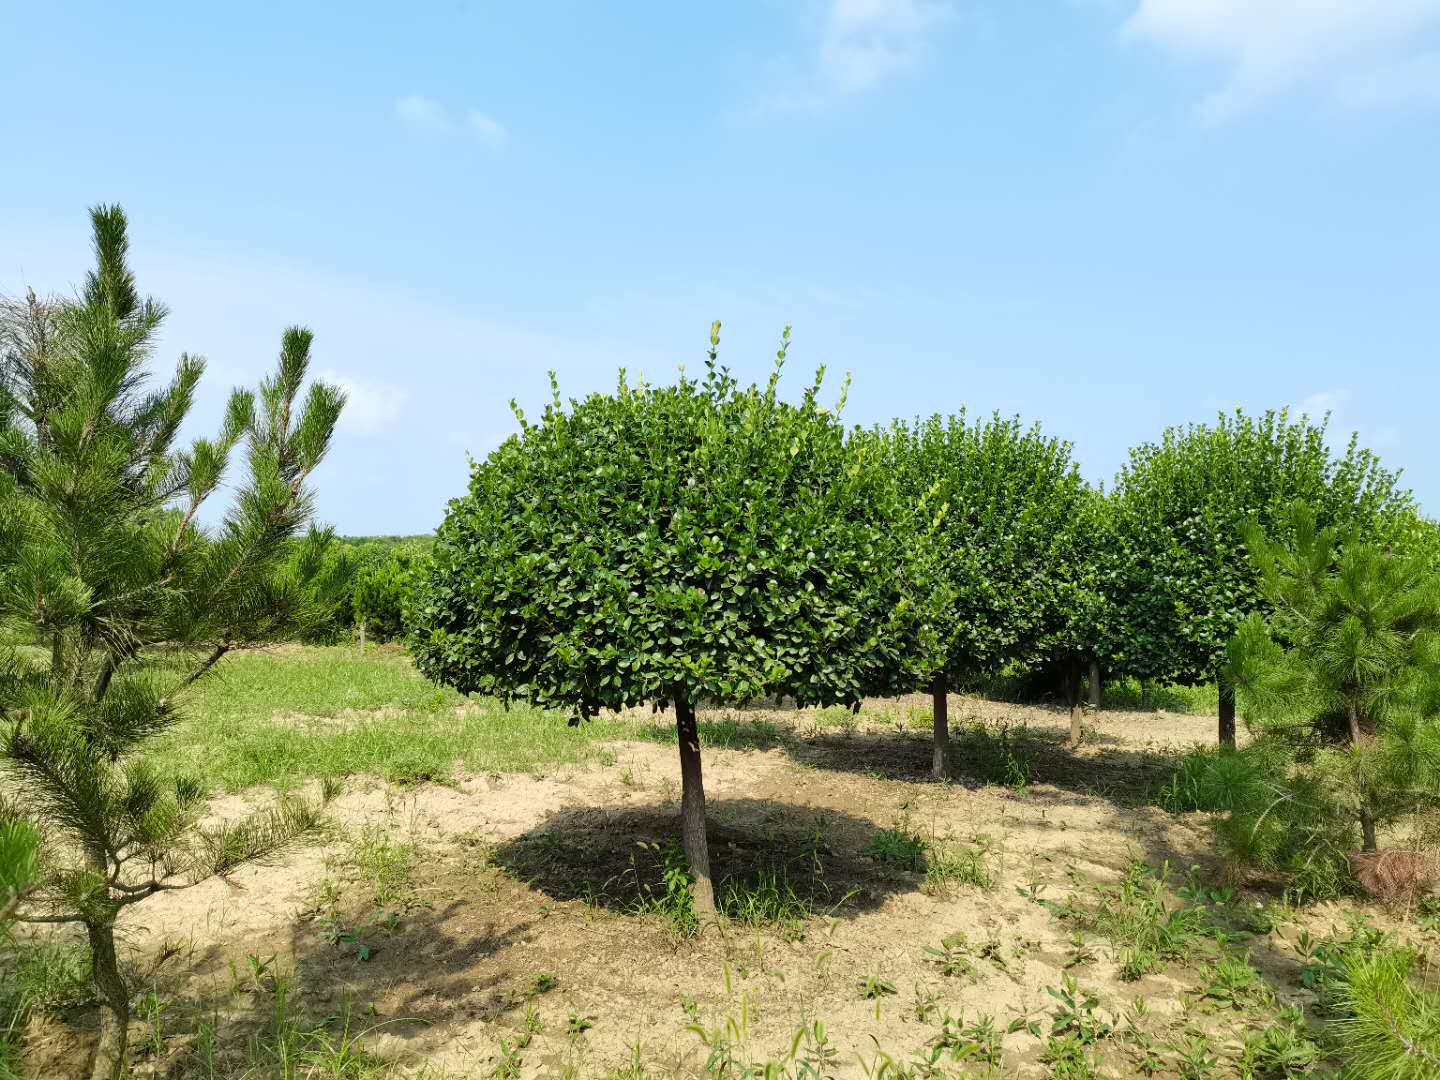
[865,828,926,871]
[923,932,977,979]
[1238,1017,1321,1079]
[1197,953,1271,1011]
[631,840,699,937]
[859,974,898,1000]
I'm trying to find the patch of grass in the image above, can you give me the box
[348,827,416,909]
[633,715,786,752]
[1101,679,1218,715]
[1045,860,1216,981]
[145,646,644,790]
[1238,1015,1320,1078]
[1154,746,1251,813]
[951,721,1037,789]
[925,1010,1003,1068]
[924,839,993,894]
[1167,1032,1220,1080]
[0,937,92,1069]
[865,827,926,871]
[721,871,815,936]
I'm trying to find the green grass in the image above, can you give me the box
[145,645,643,791]
[1099,679,1218,715]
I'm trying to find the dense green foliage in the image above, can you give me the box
[412,325,938,910]
[1337,943,1440,1079]
[412,329,931,716]
[0,206,347,1078]
[1201,503,1440,893]
[887,412,1094,688]
[0,813,37,926]
[1111,410,1410,688]
[350,540,430,642]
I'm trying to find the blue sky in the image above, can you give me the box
[3,1,1437,532]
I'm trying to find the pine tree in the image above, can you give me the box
[1218,502,1440,889]
[0,206,349,1079]
[1113,410,1408,748]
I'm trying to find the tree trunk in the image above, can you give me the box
[1066,661,1083,748]
[358,618,366,651]
[674,695,715,915]
[87,920,129,1080]
[1217,681,1236,749]
[1088,658,1101,710]
[1348,703,1378,854]
[931,676,949,779]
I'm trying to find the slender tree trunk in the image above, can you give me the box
[1218,681,1236,749]
[87,919,129,1080]
[1067,661,1083,747]
[674,695,715,915]
[1088,658,1101,710]
[931,676,949,779]
[358,618,366,651]
[1348,703,1378,854]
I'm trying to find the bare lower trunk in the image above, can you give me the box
[931,677,949,779]
[1088,658,1101,710]
[1348,703,1378,854]
[1218,682,1236,749]
[1066,662,1083,748]
[358,619,366,651]
[674,695,715,915]
[87,920,129,1080]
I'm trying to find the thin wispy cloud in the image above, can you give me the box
[1126,0,1440,121]
[393,94,509,149]
[1287,388,1401,457]
[319,369,408,435]
[752,0,951,114]
[1290,388,1351,421]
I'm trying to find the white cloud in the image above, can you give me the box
[393,95,509,149]
[821,0,951,94]
[1125,0,1440,119]
[753,0,951,113]
[319,369,408,435]
[1290,388,1351,420]
[1287,388,1401,456]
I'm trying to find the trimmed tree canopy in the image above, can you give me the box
[411,326,929,909]
[886,412,1093,771]
[1112,409,1410,744]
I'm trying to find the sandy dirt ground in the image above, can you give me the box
[21,697,1399,1078]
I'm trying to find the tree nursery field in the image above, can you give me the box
[14,643,1435,1080]
[3,210,1439,1079]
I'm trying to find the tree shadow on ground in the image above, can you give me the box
[490,798,919,920]
[776,720,1185,806]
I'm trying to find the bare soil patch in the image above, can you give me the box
[20,697,1410,1078]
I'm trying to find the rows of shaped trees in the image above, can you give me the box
[411,326,1432,913]
[2,205,1434,1074]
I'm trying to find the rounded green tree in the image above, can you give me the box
[887,413,1093,773]
[411,326,926,912]
[1112,409,1408,746]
